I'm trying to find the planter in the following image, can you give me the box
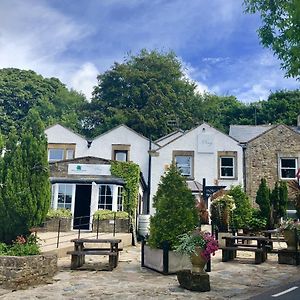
[283,229,298,250]
[44,217,72,232]
[92,218,130,233]
[143,244,191,274]
[190,247,207,273]
[0,254,57,289]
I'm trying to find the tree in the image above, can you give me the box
[244,0,300,79]
[148,164,198,249]
[255,178,271,228]
[83,50,197,139]
[0,68,87,135]
[0,109,50,243]
[278,181,288,218]
[270,181,280,225]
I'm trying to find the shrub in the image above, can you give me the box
[228,185,252,230]
[46,208,72,218]
[256,178,271,228]
[0,235,40,256]
[244,208,267,232]
[148,164,198,250]
[93,210,129,220]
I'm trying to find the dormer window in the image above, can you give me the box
[112,144,130,162]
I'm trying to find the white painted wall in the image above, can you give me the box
[45,124,88,158]
[87,125,152,181]
[149,123,243,215]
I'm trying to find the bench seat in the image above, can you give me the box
[220,246,265,264]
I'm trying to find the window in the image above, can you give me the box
[114,150,128,162]
[112,144,130,162]
[49,149,64,162]
[98,185,113,210]
[280,158,297,179]
[48,144,75,162]
[117,186,124,211]
[57,184,72,210]
[220,157,235,178]
[218,151,237,180]
[175,155,192,176]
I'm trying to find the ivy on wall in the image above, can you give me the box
[111,161,140,216]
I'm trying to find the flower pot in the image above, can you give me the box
[283,229,297,250]
[190,247,207,273]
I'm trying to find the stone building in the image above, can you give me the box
[230,123,300,214]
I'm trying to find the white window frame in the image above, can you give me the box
[219,156,235,179]
[57,184,73,210]
[280,157,297,179]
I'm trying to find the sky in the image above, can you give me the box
[0,0,299,102]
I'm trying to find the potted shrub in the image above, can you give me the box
[92,210,129,233]
[45,209,72,232]
[144,164,198,274]
[279,219,300,250]
[175,229,218,273]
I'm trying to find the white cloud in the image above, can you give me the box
[70,63,99,100]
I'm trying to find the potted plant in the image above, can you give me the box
[175,229,219,273]
[279,219,300,250]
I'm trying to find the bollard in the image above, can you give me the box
[56,219,61,248]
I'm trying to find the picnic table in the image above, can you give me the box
[67,238,122,270]
[221,235,268,264]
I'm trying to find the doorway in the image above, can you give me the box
[73,184,92,230]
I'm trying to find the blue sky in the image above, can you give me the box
[0,0,299,102]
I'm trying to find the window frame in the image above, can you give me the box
[173,150,194,179]
[98,184,113,210]
[218,151,238,180]
[280,157,297,179]
[48,143,75,162]
[57,184,73,210]
[111,144,130,162]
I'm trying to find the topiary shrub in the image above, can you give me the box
[93,210,129,220]
[148,164,198,250]
[256,178,271,228]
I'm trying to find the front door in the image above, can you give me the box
[73,185,92,230]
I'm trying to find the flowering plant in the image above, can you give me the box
[175,229,219,260]
[279,219,300,233]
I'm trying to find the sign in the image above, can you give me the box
[68,164,111,176]
[197,134,214,153]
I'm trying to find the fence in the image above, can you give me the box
[31,213,131,249]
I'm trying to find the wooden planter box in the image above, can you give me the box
[142,243,191,274]
[92,218,130,233]
[0,254,57,289]
[44,217,72,232]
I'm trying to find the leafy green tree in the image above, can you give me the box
[228,185,252,230]
[0,110,50,243]
[148,164,198,249]
[83,50,197,139]
[255,178,271,228]
[0,68,87,135]
[244,0,300,79]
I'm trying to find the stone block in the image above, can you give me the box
[278,249,300,265]
[177,269,210,292]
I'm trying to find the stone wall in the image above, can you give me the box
[0,254,57,289]
[245,125,300,203]
[44,217,72,232]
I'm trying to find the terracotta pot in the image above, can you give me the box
[190,247,207,273]
[283,229,297,250]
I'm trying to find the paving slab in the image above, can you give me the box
[0,243,299,299]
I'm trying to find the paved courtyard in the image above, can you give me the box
[0,243,299,299]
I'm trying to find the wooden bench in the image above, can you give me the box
[221,246,264,264]
[67,238,122,270]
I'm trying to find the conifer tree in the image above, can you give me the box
[148,164,198,249]
[256,178,271,229]
[0,110,50,243]
[278,181,288,219]
[270,181,280,226]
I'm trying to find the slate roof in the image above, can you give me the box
[229,125,273,143]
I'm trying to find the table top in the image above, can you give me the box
[222,235,268,241]
[71,238,122,243]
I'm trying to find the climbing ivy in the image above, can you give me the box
[111,161,140,216]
